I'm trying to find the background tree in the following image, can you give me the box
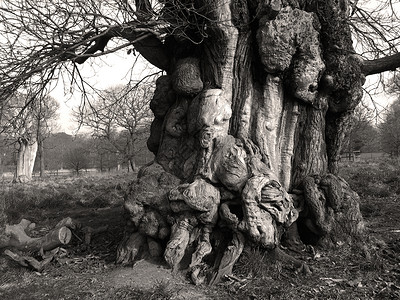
[1,93,38,182]
[2,0,400,284]
[380,98,400,157]
[0,93,59,182]
[79,82,153,172]
[342,104,380,157]
[63,136,91,175]
[0,135,13,176]
[91,138,120,172]
[42,132,74,172]
[34,96,59,177]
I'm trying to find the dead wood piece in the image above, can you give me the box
[17,219,36,231]
[1,219,72,251]
[208,232,245,285]
[55,217,79,230]
[4,249,54,272]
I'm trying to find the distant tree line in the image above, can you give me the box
[0,131,153,176]
[342,93,400,159]
[342,105,380,156]
[0,92,59,181]
[76,82,154,172]
[379,98,400,157]
[1,81,155,178]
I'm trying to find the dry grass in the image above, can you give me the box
[0,160,399,299]
[0,172,132,224]
[339,158,400,199]
[214,158,400,299]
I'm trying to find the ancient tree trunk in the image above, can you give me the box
[14,137,38,183]
[118,0,366,283]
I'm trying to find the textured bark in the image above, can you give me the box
[299,174,364,246]
[362,52,400,76]
[37,138,45,177]
[14,137,38,183]
[118,0,366,284]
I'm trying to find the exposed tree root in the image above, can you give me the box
[298,174,365,246]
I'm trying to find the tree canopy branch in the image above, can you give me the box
[73,23,170,71]
[362,52,400,76]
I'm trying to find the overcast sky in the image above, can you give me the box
[50,51,158,134]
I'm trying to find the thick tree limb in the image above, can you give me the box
[135,0,154,22]
[74,35,113,64]
[362,52,400,76]
[74,23,170,71]
[133,34,170,71]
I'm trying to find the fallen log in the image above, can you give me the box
[0,218,72,251]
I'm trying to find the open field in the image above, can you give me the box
[0,161,399,299]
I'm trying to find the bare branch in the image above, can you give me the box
[362,53,400,76]
[76,81,154,167]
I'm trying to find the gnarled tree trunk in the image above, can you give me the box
[117,0,366,284]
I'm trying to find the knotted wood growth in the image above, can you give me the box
[117,0,366,284]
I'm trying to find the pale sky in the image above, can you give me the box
[50,51,159,134]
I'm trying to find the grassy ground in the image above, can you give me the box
[0,162,399,299]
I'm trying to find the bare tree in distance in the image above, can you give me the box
[342,104,380,159]
[2,0,400,284]
[64,145,90,175]
[35,96,60,177]
[0,93,37,183]
[379,97,400,157]
[78,82,154,172]
[0,93,59,182]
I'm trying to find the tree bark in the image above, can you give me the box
[14,137,38,183]
[117,0,367,284]
[361,52,400,76]
[37,137,45,177]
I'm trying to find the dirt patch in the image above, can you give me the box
[108,260,209,299]
[110,260,179,289]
